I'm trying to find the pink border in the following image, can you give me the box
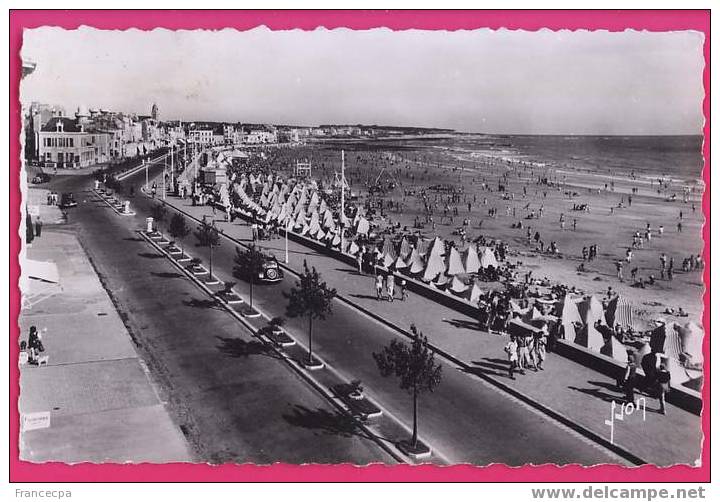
[9,9,710,483]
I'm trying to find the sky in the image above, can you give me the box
[20,26,705,135]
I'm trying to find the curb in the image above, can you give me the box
[137,229,412,465]
[142,184,643,465]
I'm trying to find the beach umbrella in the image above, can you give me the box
[356,217,370,235]
[556,295,583,326]
[428,236,445,256]
[463,245,481,274]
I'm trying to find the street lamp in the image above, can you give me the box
[285,217,291,264]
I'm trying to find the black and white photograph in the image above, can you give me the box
[17,21,706,470]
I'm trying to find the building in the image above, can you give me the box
[188,126,214,145]
[37,116,110,168]
[244,125,277,144]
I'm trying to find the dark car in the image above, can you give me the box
[254,255,284,283]
[59,192,78,208]
[236,248,284,284]
[31,172,52,184]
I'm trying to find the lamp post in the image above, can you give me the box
[340,149,345,252]
[285,217,291,264]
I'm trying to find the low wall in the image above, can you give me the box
[555,339,702,415]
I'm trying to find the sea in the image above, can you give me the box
[450,135,705,184]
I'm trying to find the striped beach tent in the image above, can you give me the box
[463,245,481,275]
[678,322,704,366]
[605,296,633,328]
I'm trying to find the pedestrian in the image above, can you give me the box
[251,222,258,242]
[375,273,384,300]
[151,182,157,198]
[677,221,683,233]
[386,274,395,302]
[616,260,624,282]
[668,257,674,281]
[34,216,42,238]
[400,279,408,301]
[504,336,519,379]
[618,354,637,405]
[516,334,534,372]
[534,324,548,370]
[357,250,364,274]
[658,225,664,237]
[657,360,671,415]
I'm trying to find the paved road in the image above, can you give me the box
[49,173,395,464]
[53,164,629,466]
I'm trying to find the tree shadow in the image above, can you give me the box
[444,318,481,330]
[461,364,508,379]
[124,237,144,242]
[215,336,279,359]
[182,297,222,310]
[138,252,164,259]
[151,271,183,279]
[281,404,372,440]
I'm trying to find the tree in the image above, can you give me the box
[194,219,221,277]
[150,203,167,233]
[284,261,337,365]
[233,244,265,309]
[168,213,191,255]
[373,324,442,452]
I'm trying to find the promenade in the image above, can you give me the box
[18,228,193,463]
[150,185,703,466]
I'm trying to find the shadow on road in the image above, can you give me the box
[336,268,364,277]
[151,271,183,279]
[138,252,165,259]
[281,405,372,440]
[444,318,481,330]
[182,297,222,310]
[568,385,619,403]
[215,336,279,360]
[124,237,144,242]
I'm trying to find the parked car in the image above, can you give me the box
[59,192,77,208]
[31,172,52,184]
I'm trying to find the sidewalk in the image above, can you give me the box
[19,228,193,463]
[150,188,702,466]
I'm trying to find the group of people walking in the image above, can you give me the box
[503,323,549,379]
[375,273,407,302]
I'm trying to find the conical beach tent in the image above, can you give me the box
[579,295,606,326]
[479,247,498,269]
[446,247,465,276]
[463,245,481,274]
[574,323,605,352]
[606,295,633,328]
